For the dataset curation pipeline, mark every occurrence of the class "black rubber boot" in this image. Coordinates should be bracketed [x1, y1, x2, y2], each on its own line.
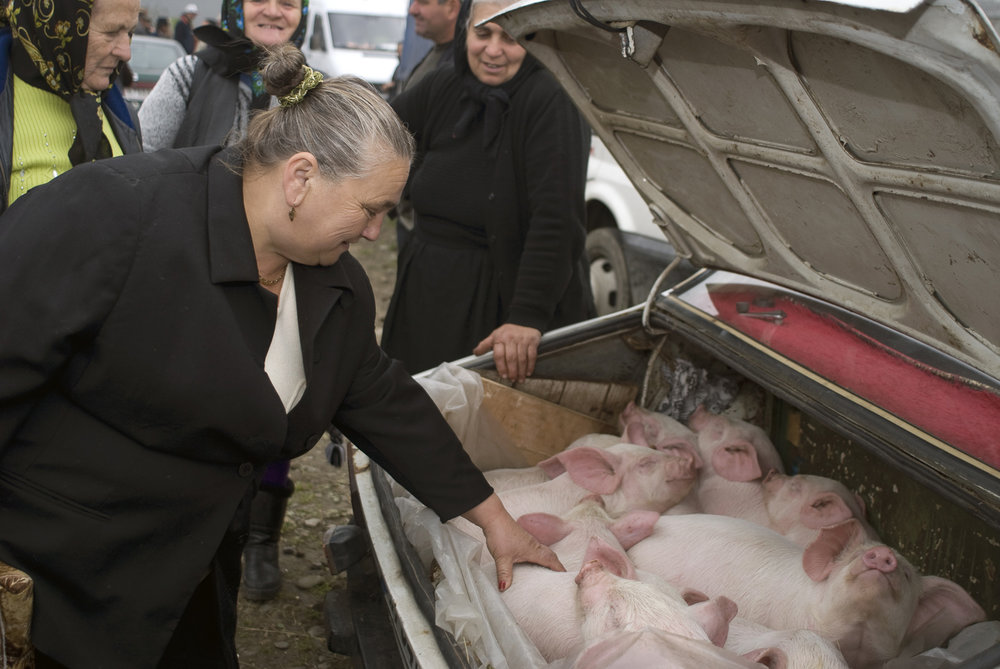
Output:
[242, 480, 293, 602]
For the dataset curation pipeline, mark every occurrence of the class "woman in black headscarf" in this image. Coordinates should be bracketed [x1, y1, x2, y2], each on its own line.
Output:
[0, 0, 142, 214]
[138, 0, 309, 150]
[382, 0, 595, 381]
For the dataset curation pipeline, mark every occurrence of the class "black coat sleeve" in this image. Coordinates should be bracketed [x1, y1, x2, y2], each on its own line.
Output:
[331, 260, 493, 521]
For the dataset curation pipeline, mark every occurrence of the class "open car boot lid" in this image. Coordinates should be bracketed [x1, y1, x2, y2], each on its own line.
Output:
[492, 0, 1000, 382]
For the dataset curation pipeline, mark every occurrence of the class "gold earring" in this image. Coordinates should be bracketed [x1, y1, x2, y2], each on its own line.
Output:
[288, 205, 296, 221]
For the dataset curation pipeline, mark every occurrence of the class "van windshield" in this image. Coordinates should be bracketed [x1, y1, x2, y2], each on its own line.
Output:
[327, 13, 405, 52]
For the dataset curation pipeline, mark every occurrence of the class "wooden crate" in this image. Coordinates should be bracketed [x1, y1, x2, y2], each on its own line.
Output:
[475, 376, 637, 466]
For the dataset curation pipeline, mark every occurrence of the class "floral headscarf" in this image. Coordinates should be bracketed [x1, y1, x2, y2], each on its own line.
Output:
[195, 0, 309, 98]
[6, 0, 94, 95]
[5, 0, 116, 164]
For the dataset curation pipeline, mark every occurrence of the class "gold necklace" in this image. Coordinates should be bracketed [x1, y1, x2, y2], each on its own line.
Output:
[258, 266, 287, 286]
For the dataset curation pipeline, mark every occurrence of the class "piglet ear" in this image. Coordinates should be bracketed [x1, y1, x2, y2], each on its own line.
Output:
[538, 453, 568, 477]
[743, 648, 788, 669]
[802, 519, 863, 581]
[617, 401, 636, 432]
[854, 492, 867, 518]
[710, 441, 763, 482]
[543, 447, 622, 495]
[609, 510, 660, 550]
[657, 438, 704, 470]
[516, 512, 569, 546]
[581, 535, 636, 580]
[681, 588, 709, 605]
[624, 422, 651, 447]
[799, 493, 853, 530]
[904, 576, 986, 651]
[687, 404, 710, 430]
[688, 596, 737, 647]
[539, 445, 597, 477]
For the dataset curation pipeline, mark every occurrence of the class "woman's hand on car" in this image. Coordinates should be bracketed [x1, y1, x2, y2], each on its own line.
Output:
[473, 324, 542, 383]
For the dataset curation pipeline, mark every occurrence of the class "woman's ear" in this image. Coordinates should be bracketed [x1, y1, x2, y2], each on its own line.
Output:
[283, 152, 320, 208]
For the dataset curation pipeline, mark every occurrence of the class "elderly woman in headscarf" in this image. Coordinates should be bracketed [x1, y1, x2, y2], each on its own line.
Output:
[0, 0, 142, 214]
[138, 0, 309, 151]
[381, 0, 595, 382]
[139, 0, 313, 604]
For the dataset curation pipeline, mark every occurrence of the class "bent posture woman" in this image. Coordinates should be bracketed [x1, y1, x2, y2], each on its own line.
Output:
[0, 44, 560, 669]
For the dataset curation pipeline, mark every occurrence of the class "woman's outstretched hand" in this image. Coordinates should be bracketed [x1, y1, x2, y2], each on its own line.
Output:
[461, 493, 565, 591]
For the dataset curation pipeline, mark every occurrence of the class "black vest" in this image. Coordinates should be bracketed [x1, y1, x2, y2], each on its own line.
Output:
[172, 48, 242, 149]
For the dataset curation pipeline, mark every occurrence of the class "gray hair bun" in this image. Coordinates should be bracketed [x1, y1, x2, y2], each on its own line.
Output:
[259, 43, 307, 100]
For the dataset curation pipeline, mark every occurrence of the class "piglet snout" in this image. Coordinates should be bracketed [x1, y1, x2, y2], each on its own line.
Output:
[863, 546, 897, 573]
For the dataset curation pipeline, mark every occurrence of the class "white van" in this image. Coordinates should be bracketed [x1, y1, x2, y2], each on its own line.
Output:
[302, 0, 406, 87]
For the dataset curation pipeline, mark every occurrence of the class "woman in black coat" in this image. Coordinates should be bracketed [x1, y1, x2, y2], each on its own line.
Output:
[0, 44, 560, 669]
[140, 0, 317, 605]
[382, 0, 595, 382]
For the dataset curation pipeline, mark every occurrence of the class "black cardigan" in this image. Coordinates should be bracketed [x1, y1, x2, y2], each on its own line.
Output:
[391, 63, 594, 332]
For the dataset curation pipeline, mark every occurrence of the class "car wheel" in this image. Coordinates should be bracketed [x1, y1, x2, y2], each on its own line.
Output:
[586, 227, 631, 316]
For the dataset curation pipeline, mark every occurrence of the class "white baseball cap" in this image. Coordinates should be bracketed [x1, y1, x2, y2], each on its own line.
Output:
[183, 3, 198, 14]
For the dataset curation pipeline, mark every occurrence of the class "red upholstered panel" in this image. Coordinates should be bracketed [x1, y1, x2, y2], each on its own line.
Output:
[708, 288, 1000, 470]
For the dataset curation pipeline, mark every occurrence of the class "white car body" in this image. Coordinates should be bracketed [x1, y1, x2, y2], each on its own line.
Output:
[302, 0, 405, 87]
[585, 135, 692, 314]
[586, 136, 662, 241]
[123, 35, 186, 109]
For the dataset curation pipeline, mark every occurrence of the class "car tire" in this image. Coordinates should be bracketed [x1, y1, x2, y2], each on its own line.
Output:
[586, 227, 631, 316]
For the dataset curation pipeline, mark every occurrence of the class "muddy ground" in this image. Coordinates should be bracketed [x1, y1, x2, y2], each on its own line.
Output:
[234, 219, 400, 669]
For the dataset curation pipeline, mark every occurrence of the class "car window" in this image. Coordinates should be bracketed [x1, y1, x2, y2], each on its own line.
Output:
[131, 39, 184, 75]
[327, 13, 404, 51]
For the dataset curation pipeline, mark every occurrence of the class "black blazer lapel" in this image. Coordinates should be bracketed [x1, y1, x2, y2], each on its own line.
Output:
[294, 261, 354, 385]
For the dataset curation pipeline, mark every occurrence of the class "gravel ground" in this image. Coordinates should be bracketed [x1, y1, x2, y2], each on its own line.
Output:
[235, 218, 399, 669]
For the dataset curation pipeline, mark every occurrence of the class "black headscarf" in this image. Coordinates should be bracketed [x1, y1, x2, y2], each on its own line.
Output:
[5, 0, 116, 165]
[193, 0, 309, 104]
[451, 0, 541, 156]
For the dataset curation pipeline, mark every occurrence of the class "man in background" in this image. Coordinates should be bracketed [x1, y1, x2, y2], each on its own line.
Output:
[174, 3, 198, 54]
[392, 0, 463, 249]
[399, 0, 461, 96]
[156, 16, 171, 37]
[135, 9, 154, 34]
